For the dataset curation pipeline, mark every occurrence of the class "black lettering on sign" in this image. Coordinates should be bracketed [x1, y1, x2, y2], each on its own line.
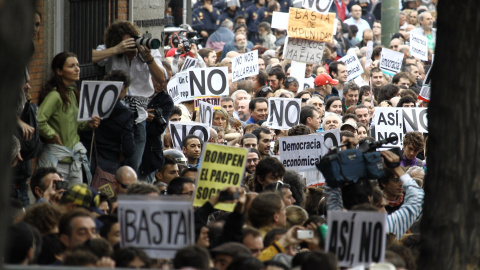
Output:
[207, 69, 227, 95]
[151, 211, 163, 244]
[190, 70, 206, 96]
[97, 84, 118, 116]
[303, 0, 334, 13]
[285, 101, 300, 126]
[189, 125, 209, 142]
[80, 84, 100, 118]
[324, 131, 339, 148]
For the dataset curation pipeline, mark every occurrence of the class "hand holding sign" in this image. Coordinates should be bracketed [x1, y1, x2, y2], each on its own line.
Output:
[88, 116, 101, 129]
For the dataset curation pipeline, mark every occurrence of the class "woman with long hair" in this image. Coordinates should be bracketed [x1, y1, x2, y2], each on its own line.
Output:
[37, 52, 100, 185]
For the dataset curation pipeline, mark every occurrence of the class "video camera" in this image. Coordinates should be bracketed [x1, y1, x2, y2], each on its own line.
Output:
[180, 31, 203, 52]
[315, 135, 399, 188]
[133, 31, 161, 49]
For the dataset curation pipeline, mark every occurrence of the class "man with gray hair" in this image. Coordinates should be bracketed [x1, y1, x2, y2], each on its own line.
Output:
[205, 20, 234, 52]
[322, 113, 342, 131]
[258, 21, 276, 49]
[410, 11, 436, 52]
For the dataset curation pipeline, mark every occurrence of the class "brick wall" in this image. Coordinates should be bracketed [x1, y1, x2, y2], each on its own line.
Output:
[28, 0, 45, 103]
[118, 0, 129, 20]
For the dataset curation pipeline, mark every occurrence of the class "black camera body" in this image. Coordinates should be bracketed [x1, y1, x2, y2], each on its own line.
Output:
[152, 107, 168, 132]
[315, 135, 398, 188]
[133, 32, 161, 49]
[181, 31, 202, 52]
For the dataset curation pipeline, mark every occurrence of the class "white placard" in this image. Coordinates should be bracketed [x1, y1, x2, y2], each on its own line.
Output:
[365, 41, 374, 68]
[302, 0, 334, 14]
[167, 71, 191, 104]
[409, 33, 428, 61]
[78, 81, 123, 121]
[271, 11, 289, 29]
[290, 61, 306, 92]
[418, 54, 433, 102]
[118, 195, 195, 259]
[283, 37, 325, 63]
[189, 67, 229, 97]
[170, 121, 211, 150]
[379, 48, 404, 76]
[180, 57, 199, 72]
[326, 211, 387, 268]
[339, 53, 364, 81]
[198, 100, 214, 127]
[279, 129, 340, 171]
[231, 50, 259, 82]
[371, 107, 428, 147]
[267, 98, 302, 130]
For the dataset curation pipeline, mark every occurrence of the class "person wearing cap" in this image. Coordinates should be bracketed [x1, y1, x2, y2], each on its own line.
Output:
[313, 73, 339, 101]
[58, 184, 106, 216]
[300, 105, 322, 134]
[211, 242, 253, 270]
[218, 0, 243, 27]
[357, 0, 376, 28]
[115, 166, 138, 196]
[340, 121, 358, 139]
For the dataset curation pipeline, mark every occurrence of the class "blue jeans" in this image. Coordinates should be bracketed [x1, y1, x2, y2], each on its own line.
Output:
[123, 121, 146, 173]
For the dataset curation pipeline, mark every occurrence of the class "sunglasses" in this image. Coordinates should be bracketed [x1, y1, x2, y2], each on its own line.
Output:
[116, 180, 129, 189]
[285, 77, 298, 83]
[302, 98, 309, 102]
[261, 86, 273, 93]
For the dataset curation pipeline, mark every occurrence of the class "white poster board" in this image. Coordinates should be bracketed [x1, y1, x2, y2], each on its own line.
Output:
[170, 121, 211, 150]
[379, 48, 404, 76]
[339, 53, 364, 81]
[231, 50, 259, 82]
[167, 71, 191, 104]
[267, 98, 302, 130]
[189, 67, 230, 97]
[302, 0, 334, 14]
[371, 107, 428, 147]
[326, 211, 387, 268]
[78, 81, 123, 121]
[290, 61, 306, 92]
[118, 195, 195, 259]
[198, 100, 214, 127]
[283, 37, 325, 64]
[365, 41, 374, 68]
[409, 33, 428, 61]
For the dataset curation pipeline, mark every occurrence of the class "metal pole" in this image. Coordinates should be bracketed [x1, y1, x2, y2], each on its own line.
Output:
[187, 0, 192, 25]
[183, 0, 187, 25]
[381, 0, 399, 48]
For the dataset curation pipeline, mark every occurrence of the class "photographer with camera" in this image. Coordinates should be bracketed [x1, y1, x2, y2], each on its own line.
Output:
[92, 21, 167, 174]
[322, 137, 424, 239]
[170, 34, 206, 75]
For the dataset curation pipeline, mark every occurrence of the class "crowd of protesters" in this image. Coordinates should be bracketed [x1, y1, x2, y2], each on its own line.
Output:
[7, 0, 437, 268]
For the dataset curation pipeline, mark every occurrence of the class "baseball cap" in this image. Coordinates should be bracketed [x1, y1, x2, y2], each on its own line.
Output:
[62, 184, 104, 215]
[341, 121, 358, 131]
[314, 73, 339, 87]
[210, 242, 252, 258]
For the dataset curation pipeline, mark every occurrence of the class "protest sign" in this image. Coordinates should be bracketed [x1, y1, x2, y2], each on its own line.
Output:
[198, 100, 214, 127]
[194, 96, 221, 111]
[302, 0, 334, 14]
[365, 41, 374, 68]
[290, 60, 306, 92]
[167, 71, 191, 104]
[180, 57, 198, 72]
[283, 37, 325, 63]
[189, 67, 229, 97]
[118, 195, 194, 259]
[418, 55, 433, 102]
[409, 33, 428, 61]
[78, 81, 123, 121]
[279, 130, 340, 172]
[371, 107, 428, 147]
[271, 11, 289, 29]
[326, 210, 387, 268]
[267, 98, 302, 130]
[231, 50, 259, 82]
[194, 144, 247, 212]
[379, 48, 403, 76]
[170, 122, 211, 150]
[287, 8, 336, 43]
[339, 53, 364, 81]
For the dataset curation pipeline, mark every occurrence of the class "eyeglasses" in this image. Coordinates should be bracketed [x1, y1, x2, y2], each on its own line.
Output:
[247, 158, 259, 163]
[261, 86, 273, 93]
